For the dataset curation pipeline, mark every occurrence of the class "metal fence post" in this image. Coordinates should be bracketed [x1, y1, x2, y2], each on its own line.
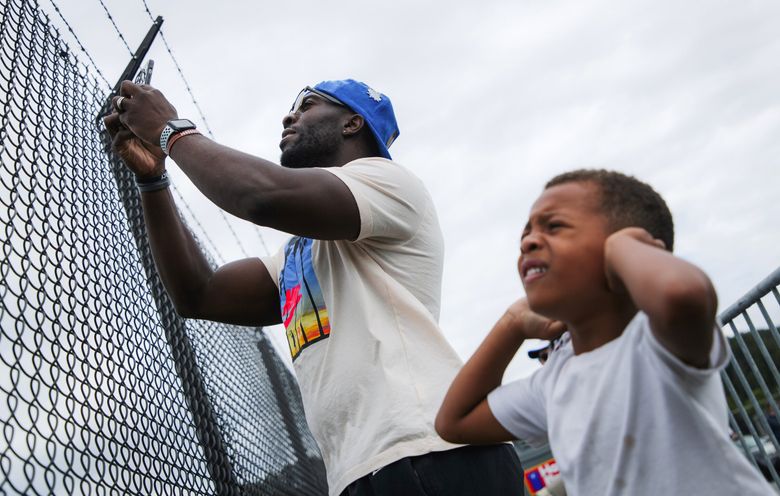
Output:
[98, 18, 238, 495]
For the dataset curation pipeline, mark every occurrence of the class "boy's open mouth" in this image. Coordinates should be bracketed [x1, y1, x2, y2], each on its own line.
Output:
[521, 260, 548, 282]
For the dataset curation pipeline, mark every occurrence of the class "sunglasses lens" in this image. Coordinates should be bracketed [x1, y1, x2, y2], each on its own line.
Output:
[290, 88, 311, 113]
[290, 87, 344, 114]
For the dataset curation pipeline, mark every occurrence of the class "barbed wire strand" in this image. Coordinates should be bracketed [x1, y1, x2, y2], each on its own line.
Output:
[255, 224, 272, 257]
[83, 0, 265, 259]
[140, 0, 271, 257]
[45, 0, 111, 88]
[170, 185, 227, 266]
[89, 0, 238, 262]
[138, 0, 214, 139]
[96, 0, 134, 55]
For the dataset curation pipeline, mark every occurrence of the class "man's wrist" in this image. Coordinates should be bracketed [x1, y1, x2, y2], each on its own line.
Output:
[159, 119, 197, 155]
[167, 129, 201, 155]
[135, 171, 170, 193]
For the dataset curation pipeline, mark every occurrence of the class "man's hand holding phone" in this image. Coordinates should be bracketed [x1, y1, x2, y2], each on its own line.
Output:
[104, 59, 168, 178]
[135, 59, 154, 85]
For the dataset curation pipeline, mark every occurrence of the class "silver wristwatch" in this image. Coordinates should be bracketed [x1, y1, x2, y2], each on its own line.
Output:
[160, 119, 196, 155]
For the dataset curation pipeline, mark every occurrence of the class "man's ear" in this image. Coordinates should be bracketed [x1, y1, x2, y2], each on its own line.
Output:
[342, 114, 365, 137]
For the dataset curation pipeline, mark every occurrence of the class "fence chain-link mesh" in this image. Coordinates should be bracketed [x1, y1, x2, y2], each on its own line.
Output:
[0, 0, 327, 494]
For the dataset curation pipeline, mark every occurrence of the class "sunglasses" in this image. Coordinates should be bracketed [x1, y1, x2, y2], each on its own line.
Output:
[290, 87, 345, 114]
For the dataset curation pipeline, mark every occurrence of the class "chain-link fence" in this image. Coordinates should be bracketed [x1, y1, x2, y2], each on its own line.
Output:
[0, 0, 326, 494]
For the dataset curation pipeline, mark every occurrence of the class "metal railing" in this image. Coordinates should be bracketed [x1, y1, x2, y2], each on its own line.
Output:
[721, 267, 780, 488]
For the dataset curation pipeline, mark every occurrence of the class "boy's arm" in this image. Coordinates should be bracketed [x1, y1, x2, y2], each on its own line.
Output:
[435, 299, 564, 444]
[604, 227, 718, 368]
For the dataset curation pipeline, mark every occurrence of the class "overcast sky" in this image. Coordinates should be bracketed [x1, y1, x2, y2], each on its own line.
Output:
[42, 0, 780, 380]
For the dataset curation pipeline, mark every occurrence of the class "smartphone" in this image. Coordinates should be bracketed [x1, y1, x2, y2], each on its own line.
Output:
[135, 59, 154, 85]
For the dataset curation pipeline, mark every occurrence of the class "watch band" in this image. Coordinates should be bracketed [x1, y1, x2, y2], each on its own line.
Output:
[135, 171, 171, 193]
[160, 119, 197, 155]
[159, 125, 176, 155]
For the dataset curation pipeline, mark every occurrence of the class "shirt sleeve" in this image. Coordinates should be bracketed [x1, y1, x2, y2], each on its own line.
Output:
[640, 313, 730, 380]
[322, 158, 430, 242]
[487, 368, 550, 446]
[260, 242, 287, 288]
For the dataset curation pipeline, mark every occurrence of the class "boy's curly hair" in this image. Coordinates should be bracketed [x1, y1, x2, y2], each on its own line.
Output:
[546, 169, 675, 251]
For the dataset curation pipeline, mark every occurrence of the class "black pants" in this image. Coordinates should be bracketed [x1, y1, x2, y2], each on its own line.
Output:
[340, 444, 524, 496]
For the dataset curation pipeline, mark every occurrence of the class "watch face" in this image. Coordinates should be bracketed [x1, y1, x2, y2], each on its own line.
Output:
[168, 119, 196, 131]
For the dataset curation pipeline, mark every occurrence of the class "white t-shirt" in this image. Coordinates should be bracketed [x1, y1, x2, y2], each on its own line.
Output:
[488, 313, 774, 496]
[261, 158, 462, 496]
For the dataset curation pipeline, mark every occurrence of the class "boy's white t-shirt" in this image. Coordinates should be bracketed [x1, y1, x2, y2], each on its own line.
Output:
[261, 158, 462, 496]
[488, 313, 774, 496]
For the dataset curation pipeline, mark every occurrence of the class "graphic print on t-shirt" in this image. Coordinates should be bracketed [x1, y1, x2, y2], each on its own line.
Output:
[279, 237, 330, 361]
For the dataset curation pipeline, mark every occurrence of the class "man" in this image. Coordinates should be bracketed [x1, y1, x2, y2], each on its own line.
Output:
[104, 79, 523, 496]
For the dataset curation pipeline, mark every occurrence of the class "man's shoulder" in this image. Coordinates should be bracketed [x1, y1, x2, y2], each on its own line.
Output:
[343, 156, 400, 168]
[337, 157, 418, 180]
[331, 157, 432, 211]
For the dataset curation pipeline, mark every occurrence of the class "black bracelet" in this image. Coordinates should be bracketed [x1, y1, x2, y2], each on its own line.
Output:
[135, 171, 170, 193]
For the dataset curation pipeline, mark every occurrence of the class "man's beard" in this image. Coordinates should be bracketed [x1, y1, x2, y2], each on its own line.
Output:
[280, 125, 341, 169]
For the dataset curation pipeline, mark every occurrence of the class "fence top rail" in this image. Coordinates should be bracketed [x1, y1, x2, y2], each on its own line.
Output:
[719, 266, 780, 324]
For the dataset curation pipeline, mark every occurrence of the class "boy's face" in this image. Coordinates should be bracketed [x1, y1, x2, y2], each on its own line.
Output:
[519, 181, 613, 322]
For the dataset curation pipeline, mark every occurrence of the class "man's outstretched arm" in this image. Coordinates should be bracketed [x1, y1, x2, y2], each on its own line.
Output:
[104, 111, 281, 326]
[114, 81, 360, 241]
[168, 136, 360, 240]
[141, 187, 281, 325]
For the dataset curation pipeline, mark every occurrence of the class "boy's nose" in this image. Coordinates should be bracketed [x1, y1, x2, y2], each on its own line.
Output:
[520, 233, 541, 254]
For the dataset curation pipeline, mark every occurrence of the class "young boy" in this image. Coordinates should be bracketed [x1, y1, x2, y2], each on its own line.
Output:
[435, 170, 774, 495]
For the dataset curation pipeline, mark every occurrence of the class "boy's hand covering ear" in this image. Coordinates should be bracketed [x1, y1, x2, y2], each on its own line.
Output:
[611, 227, 666, 250]
[504, 298, 566, 341]
[604, 227, 666, 294]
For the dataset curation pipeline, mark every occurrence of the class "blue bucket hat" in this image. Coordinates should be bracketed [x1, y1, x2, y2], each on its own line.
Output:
[312, 79, 399, 160]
